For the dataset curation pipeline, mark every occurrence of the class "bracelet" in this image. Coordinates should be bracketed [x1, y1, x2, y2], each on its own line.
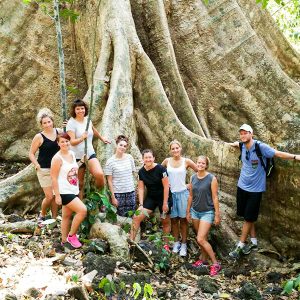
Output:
[139, 203, 143, 207]
[294, 155, 296, 160]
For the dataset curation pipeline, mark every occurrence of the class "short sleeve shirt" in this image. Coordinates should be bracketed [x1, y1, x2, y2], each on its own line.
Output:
[138, 164, 168, 197]
[104, 154, 136, 193]
[238, 140, 275, 192]
[66, 117, 95, 159]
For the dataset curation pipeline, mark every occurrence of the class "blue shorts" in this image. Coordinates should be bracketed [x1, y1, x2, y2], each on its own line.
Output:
[190, 208, 215, 224]
[170, 189, 189, 218]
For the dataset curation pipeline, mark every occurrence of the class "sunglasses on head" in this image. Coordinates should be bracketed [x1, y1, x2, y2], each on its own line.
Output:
[245, 150, 250, 161]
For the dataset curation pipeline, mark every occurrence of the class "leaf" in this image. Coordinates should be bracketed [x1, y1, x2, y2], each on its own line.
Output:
[122, 223, 131, 233]
[142, 209, 149, 218]
[99, 278, 110, 289]
[132, 282, 142, 299]
[294, 274, 300, 288]
[144, 283, 153, 296]
[104, 282, 112, 296]
[283, 280, 294, 294]
[127, 210, 134, 217]
[106, 210, 117, 223]
[219, 293, 231, 298]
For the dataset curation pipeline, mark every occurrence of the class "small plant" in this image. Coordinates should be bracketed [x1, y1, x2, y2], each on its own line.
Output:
[132, 282, 154, 300]
[71, 274, 79, 283]
[282, 274, 300, 295]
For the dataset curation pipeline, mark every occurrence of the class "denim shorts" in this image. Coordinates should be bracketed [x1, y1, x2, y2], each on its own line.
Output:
[190, 208, 215, 224]
[170, 189, 189, 218]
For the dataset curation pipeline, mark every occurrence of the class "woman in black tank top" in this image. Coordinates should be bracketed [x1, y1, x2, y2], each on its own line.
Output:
[29, 108, 62, 227]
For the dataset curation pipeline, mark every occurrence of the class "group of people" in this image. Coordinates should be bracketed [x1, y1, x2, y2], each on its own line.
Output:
[29, 99, 300, 277]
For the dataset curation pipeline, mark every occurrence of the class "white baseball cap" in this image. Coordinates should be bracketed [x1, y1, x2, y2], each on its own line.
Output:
[239, 124, 253, 133]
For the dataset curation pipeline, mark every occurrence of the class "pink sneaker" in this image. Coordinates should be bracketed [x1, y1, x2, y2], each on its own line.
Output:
[210, 263, 221, 276]
[192, 259, 209, 267]
[67, 234, 82, 248]
[163, 244, 170, 252]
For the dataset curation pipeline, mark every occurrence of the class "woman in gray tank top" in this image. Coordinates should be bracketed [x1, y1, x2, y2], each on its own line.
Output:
[186, 156, 221, 276]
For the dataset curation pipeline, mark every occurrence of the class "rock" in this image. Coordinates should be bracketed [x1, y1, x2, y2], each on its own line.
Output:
[263, 285, 283, 296]
[197, 277, 219, 294]
[68, 285, 89, 300]
[236, 282, 262, 300]
[62, 257, 82, 267]
[266, 271, 283, 283]
[116, 271, 151, 285]
[223, 265, 250, 278]
[132, 240, 162, 263]
[82, 253, 117, 278]
[26, 287, 41, 298]
[7, 214, 25, 223]
[83, 239, 109, 255]
[4, 294, 17, 300]
[185, 263, 209, 276]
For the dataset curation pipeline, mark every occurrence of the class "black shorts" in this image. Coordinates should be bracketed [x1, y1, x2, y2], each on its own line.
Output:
[143, 193, 173, 214]
[236, 187, 262, 222]
[61, 194, 79, 206]
[76, 153, 97, 168]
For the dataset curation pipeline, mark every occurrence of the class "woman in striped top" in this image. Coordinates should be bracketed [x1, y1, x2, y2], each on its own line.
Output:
[105, 135, 136, 216]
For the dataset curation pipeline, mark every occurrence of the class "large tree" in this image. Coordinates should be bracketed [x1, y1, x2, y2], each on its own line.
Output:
[0, 0, 299, 257]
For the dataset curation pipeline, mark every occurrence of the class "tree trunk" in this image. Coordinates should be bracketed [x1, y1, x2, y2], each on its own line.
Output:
[0, 0, 299, 258]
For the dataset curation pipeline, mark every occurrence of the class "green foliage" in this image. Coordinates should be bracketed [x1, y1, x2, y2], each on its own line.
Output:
[98, 278, 116, 297]
[71, 274, 79, 283]
[80, 187, 118, 237]
[132, 282, 154, 300]
[22, 0, 79, 22]
[282, 274, 300, 295]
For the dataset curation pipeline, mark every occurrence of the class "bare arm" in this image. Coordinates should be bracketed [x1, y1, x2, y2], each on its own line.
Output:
[138, 180, 145, 206]
[186, 177, 193, 222]
[67, 130, 87, 146]
[227, 141, 239, 147]
[50, 156, 62, 205]
[162, 176, 170, 213]
[28, 134, 42, 170]
[92, 126, 111, 144]
[186, 158, 198, 172]
[211, 176, 220, 225]
[274, 150, 300, 161]
[161, 158, 168, 168]
[107, 175, 118, 207]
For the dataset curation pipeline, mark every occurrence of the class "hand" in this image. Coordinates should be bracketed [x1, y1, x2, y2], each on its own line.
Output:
[214, 214, 221, 226]
[111, 197, 118, 207]
[162, 203, 169, 213]
[186, 212, 191, 223]
[295, 155, 300, 161]
[186, 183, 191, 190]
[55, 195, 62, 206]
[62, 120, 68, 128]
[80, 154, 86, 163]
[101, 136, 111, 144]
[81, 131, 88, 141]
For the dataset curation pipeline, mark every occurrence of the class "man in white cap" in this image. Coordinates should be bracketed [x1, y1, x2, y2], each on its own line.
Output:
[228, 124, 299, 259]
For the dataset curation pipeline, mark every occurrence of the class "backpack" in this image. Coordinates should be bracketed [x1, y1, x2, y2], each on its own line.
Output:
[239, 141, 275, 178]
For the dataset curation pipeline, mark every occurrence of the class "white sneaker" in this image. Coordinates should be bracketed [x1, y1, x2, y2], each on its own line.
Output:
[172, 241, 181, 253]
[179, 243, 187, 257]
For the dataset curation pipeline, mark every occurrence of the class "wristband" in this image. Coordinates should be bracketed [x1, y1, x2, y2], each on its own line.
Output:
[294, 155, 296, 160]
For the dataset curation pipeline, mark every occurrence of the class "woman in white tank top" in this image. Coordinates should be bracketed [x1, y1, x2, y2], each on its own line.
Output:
[51, 133, 87, 249]
[162, 140, 198, 256]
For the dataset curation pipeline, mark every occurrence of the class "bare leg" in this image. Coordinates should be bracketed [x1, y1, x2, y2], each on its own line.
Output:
[66, 197, 87, 236]
[196, 220, 217, 264]
[171, 218, 179, 241]
[250, 223, 256, 238]
[61, 206, 72, 242]
[88, 158, 105, 189]
[130, 207, 151, 241]
[77, 166, 86, 200]
[41, 186, 58, 218]
[180, 217, 188, 243]
[192, 218, 208, 261]
[161, 215, 171, 242]
[240, 221, 254, 242]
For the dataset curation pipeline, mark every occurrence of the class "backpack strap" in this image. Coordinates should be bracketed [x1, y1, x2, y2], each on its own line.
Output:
[238, 142, 243, 161]
[255, 141, 267, 173]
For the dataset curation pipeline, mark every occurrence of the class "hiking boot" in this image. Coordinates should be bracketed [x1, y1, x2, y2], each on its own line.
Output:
[179, 243, 187, 257]
[67, 234, 82, 248]
[163, 244, 170, 252]
[172, 241, 181, 253]
[242, 243, 258, 255]
[210, 263, 221, 276]
[37, 215, 45, 228]
[229, 246, 243, 259]
[192, 259, 209, 268]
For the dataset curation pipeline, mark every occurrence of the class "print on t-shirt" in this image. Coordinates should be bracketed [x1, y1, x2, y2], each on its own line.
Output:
[67, 167, 78, 186]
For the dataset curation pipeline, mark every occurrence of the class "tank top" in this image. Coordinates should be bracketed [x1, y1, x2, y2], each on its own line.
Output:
[191, 173, 214, 212]
[37, 129, 60, 168]
[57, 151, 79, 195]
[167, 158, 187, 193]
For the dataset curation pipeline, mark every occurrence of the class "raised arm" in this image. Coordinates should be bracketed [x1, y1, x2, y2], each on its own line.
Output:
[274, 150, 300, 161]
[29, 134, 43, 170]
[211, 176, 220, 225]
[227, 141, 239, 147]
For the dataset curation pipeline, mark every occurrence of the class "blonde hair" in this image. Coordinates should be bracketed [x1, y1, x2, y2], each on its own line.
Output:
[36, 108, 54, 124]
[169, 139, 182, 150]
[197, 155, 210, 169]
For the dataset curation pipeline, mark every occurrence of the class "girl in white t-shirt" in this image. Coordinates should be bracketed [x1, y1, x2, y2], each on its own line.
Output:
[66, 99, 110, 199]
[104, 135, 136, 216]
